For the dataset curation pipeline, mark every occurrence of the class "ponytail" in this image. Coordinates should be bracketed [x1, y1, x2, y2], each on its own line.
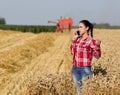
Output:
[90, 23, 93, 37]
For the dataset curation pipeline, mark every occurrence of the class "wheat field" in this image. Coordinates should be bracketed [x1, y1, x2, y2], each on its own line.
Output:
[0, 29, 120, 95]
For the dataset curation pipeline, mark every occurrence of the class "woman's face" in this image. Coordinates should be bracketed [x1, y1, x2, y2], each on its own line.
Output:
[78, 22, 88, 36]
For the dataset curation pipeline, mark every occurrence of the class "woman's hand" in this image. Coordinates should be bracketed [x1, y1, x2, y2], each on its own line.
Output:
[72, 31, 79, 40]
[95, 39, 101, 50]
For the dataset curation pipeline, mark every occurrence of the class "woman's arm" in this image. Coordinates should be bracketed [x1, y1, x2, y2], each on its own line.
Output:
[91, 39, 101, 59]
[70, 31, 80, 55]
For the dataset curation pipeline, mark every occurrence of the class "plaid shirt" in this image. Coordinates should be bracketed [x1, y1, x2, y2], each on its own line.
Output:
[70, 36, 101, 67]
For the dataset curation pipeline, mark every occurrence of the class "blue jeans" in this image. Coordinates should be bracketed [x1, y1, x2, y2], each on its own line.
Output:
[72, 65, 91, 95]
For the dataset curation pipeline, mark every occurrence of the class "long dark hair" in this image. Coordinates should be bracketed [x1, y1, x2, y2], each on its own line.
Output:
[79, 20, 94, 37]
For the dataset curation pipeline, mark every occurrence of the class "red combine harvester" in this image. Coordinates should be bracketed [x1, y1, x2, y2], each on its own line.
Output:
[48, 17, 73, 32]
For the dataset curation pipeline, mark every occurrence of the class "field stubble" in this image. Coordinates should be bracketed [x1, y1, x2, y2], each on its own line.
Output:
[0, 29, 120, 95]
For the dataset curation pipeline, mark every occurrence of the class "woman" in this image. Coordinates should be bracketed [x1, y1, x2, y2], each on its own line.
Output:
[70, 20, 101, 95]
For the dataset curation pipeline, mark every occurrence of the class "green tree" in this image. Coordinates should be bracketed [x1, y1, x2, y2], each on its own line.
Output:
[0, 17, 6, 24]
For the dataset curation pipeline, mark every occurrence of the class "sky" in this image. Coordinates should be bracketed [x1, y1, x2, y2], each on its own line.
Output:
[0, 0, 120, 26]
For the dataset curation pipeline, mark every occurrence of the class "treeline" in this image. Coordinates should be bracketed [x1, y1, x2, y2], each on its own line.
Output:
[0, 24, 56, 33]
[93, 23, 120, 29]
[73, 23, 120, 29]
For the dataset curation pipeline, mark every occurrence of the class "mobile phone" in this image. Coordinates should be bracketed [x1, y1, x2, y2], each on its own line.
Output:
[76, 30, 80, 36]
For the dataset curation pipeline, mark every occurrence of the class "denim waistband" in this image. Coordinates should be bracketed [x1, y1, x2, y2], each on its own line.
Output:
[73, 65, 91, 68]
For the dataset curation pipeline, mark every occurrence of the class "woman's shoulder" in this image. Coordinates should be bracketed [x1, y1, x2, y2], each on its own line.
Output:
[87, 36, 96, 44]
[87, 36, 95, 41]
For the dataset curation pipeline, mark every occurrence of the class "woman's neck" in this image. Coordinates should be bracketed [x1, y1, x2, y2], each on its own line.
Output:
[81, 33, 89, 40]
